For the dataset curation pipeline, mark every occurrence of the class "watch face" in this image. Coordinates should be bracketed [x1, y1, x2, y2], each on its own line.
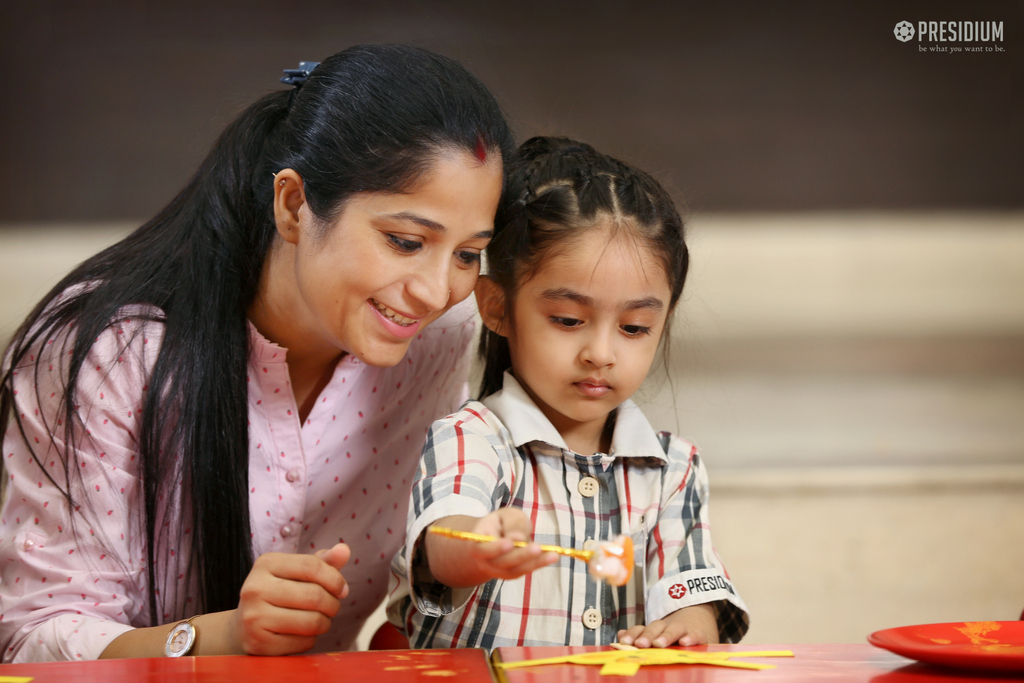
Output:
[165, 621, 196, 657]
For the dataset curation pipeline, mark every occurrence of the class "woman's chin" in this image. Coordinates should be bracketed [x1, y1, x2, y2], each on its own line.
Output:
[351, 338, 416, 368]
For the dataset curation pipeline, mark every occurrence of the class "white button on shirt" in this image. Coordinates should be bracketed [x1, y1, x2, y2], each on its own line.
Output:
[578, 476, 599, 497]
[582, 608, 603, 629]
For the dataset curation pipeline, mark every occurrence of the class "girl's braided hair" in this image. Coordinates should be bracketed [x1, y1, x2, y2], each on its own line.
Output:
[478, 136, 689, 398]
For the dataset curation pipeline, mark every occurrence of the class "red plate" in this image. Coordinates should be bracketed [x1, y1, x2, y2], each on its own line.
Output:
[868, 621, 1024, 672]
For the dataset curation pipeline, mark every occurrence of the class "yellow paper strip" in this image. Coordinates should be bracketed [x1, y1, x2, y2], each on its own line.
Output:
[495, 648, 794, 676]
[600, 662, 642, 676]
[0, 677, 35, 683]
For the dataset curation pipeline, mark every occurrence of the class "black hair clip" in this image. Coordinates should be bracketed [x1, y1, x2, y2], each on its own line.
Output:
[280, 61, 320, 87]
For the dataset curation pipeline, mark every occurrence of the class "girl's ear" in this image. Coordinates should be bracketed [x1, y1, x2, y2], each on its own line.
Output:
[475, 276, 508, 336]
[272, 168, 308, 245]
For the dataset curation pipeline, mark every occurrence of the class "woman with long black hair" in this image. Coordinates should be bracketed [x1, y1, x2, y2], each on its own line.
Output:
[0, 44, 513, 661]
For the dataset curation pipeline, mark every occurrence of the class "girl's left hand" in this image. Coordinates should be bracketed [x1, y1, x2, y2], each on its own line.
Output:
[616, 602, 719, 648]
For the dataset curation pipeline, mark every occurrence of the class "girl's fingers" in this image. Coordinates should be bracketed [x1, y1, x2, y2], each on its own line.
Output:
[471, 538, 515, 560]
[650, 621, 690, 648]
[487, 544, 543, 569]
[679, 630, 710, 646]
[494, 551, 558, 578]
[632, 621, 669, 648]
[617, 624, 648, 646]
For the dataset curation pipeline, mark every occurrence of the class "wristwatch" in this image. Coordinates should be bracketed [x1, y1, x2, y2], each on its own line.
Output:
[165, 616, 198, 657]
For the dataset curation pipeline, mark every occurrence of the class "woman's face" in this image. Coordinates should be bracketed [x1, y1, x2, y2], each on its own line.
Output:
[262, 149, 503, 367]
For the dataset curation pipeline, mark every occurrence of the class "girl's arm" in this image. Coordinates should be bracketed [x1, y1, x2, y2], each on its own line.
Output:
[628, 435, 750, 647]
[423, 511, 556, 588]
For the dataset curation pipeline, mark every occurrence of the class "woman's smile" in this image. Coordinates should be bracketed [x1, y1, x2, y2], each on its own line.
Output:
[368, 298, 422, 339]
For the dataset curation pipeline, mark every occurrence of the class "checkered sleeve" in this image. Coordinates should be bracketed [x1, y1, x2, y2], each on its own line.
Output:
[644, 433, 750, 643]
[388, 403, 516, 624]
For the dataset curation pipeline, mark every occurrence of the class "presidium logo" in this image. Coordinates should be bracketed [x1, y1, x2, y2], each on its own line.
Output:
[894, 21, 915, 42]
[894, 20, 1005, 51]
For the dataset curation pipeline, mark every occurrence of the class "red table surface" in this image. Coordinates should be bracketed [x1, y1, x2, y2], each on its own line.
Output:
[0, 648, 493, 682]
[492, 643, 1018, 682]
[1, 644, 1018, 682]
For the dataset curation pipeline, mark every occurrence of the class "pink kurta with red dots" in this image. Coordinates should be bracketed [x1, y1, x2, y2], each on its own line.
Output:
[0, 301, 474, 663]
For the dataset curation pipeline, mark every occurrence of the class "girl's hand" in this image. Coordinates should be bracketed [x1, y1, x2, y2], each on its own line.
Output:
[466, 509, 558, 580]
[425, 511, 558, 588]
[616, 602, 719, 648]
[233, 543, 351, 655]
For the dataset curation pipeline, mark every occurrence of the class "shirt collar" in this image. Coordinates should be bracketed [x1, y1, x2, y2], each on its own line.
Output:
[248, 321, 289, 364]
[481, 372, 667, 462]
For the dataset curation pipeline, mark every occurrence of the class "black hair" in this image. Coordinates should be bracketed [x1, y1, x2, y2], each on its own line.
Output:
[0, 44, 514, 624]
[478, 136, 688, 399]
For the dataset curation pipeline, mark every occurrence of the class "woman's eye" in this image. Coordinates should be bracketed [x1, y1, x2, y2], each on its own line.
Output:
[455, 250, 481, 267]
[387, 234, 422, 253]
[622, 325, 652, 337]
[551, 316, 583, 329]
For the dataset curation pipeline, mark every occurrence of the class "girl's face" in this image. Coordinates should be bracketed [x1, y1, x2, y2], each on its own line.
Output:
[261, 150, 503, 367]
[497, 226, 672, 453]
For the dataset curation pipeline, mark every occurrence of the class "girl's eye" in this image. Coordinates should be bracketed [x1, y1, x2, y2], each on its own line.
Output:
[551, 316, 583, 329]
[622, 324, 652, 337]
[455, 250, 481, 267]
[387, 234, 422, 253]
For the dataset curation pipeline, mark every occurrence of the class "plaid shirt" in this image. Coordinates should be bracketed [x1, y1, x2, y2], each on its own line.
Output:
[387, 373, 748, 649]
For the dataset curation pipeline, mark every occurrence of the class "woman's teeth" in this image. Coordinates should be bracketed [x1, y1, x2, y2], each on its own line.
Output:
[372, 299, 416, 326]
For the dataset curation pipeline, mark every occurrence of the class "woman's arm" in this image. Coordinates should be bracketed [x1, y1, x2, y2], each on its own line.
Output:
[100, 544, 350, 658]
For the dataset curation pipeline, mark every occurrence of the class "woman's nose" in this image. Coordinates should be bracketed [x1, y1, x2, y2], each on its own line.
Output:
[407, 258, 451, 312]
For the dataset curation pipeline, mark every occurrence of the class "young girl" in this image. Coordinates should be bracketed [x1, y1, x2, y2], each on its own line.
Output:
[388, 137, 749, 649]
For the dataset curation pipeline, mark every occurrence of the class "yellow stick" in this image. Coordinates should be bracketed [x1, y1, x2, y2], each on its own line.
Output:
[428, 525, 594, 562]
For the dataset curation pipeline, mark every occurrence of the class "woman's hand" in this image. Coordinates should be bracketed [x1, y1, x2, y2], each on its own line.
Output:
[233, 543, 351, 655]
[616, 602, 719, 648]
[425, 511, 557, 588]
[100, 544, 351, 658]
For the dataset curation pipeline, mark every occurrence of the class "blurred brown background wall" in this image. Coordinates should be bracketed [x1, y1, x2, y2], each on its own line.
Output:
[0, 0, 1021, 222]
[1, 0, 1022, 646]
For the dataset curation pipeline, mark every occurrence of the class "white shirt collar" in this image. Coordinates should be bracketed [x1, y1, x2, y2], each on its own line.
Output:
[481, 372, 667, 461]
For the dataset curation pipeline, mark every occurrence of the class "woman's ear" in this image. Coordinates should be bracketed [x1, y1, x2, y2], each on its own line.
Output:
[272, 168, 307, 245]
[475, 276, 508, 336]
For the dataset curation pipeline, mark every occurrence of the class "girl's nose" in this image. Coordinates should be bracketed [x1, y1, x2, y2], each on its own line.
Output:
[580, 329, 615, 368]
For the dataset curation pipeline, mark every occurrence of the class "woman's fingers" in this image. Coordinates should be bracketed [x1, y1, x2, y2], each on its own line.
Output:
[235, 550, 351, 655]
[237, 602, 331, 655]
[255, 551, 348, 599]
[248, 575, 342, 617]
